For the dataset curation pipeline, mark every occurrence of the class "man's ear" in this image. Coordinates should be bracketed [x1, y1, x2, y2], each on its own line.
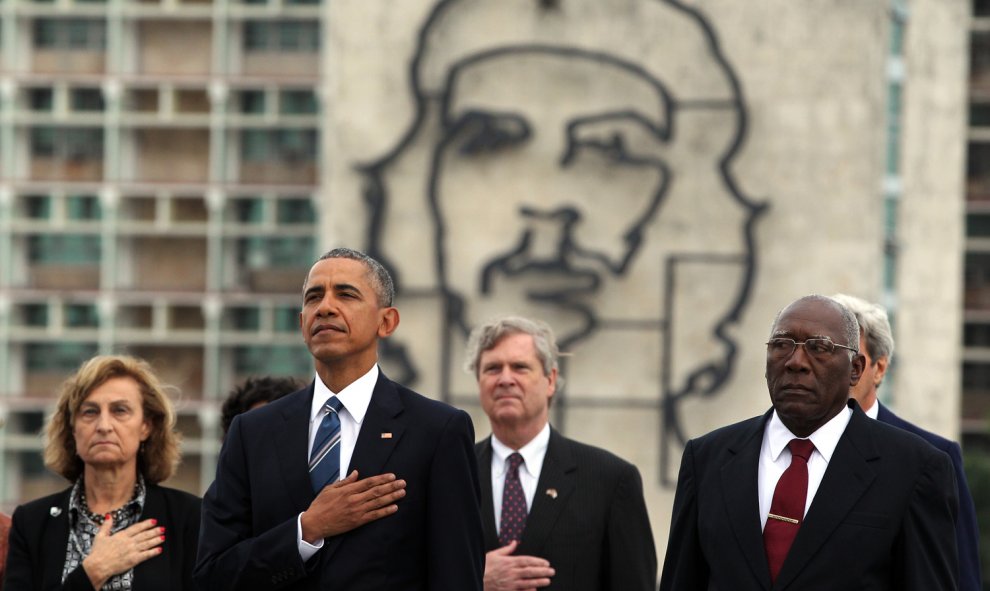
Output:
[378, 307, 400, 338]
[873, 355, 889, 386]
[849, 353, 866, 386]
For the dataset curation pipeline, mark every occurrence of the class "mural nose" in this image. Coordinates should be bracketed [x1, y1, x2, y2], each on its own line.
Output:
[518, 206, 580, 262]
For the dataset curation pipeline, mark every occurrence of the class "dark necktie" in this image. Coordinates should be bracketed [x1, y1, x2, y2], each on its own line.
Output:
[498, 452, 528, 546]
[309, 396, 343, 493]
[764, 438, 815, 583]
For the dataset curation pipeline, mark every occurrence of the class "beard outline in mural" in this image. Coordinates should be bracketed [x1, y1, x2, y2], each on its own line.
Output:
[359, 0, 767, 484]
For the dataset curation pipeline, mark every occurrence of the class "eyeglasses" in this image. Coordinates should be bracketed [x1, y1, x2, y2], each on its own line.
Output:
[766, 337, 858, 359]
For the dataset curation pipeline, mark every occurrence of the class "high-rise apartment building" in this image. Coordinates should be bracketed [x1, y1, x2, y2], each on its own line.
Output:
[0, 0, 322, 504]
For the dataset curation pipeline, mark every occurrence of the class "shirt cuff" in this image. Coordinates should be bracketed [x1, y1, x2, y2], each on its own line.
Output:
[297, 512, 323, 561]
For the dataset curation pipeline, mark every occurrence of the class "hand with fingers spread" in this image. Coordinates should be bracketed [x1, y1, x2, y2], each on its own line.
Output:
[484, 541, 554, 591]
[82, 514, 166, 589]
[300, 470, 407, 543]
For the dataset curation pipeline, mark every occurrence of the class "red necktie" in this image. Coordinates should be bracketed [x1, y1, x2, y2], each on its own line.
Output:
[764, 438, 815, 583]
[498, 453, 528, 546]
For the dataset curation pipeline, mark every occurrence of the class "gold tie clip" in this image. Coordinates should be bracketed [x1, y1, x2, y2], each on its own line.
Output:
[768, 513, 799, 524]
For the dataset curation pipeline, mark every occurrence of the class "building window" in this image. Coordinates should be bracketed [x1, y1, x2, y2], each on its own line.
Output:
[23, 195, 51, 219]
[25, 342, 98, 371]
[27, 88, 54, 112]
[228, 197, 265, 223]
[28, 235, 101, 265]
[234, 345, 311, 376]
[243, 21, 319, 52]
[31, 127, 104, 162]
[239, 236, 314, 268]
[223, 306, 261, 331]
[65, 303, 99, 328]
[33, 19, 106, 50]
[276, 197, 314, 224]
[239, 90, 266, 114]
[71, 87, 105, 112]
[20, 304, 49, 327]
[67, 195, 102, 220]
[280, 90, 317, 115]
[241, 129, 317, 164]
[274, 306, 298, 332]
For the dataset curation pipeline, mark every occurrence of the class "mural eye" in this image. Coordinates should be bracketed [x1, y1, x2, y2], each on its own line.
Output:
[451, 111, 531, 156]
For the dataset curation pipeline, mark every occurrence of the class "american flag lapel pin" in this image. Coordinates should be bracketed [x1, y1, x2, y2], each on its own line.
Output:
[381, 432, 393, 439]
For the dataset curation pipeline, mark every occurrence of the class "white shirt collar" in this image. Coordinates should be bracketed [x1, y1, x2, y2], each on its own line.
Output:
[767, 404, 852, 464]
[310, 365, 379, 425]
[863, 398, 879, 419]
[491, 422, 551, 479]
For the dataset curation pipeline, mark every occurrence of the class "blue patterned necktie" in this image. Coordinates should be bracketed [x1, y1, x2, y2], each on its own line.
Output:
[498, 452, 528, 546]
[309, 396, 344, 493]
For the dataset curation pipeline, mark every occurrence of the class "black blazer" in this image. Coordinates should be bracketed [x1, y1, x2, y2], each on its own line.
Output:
[659, 401, 959, 591]
[476, 428, 657, 591]
[877, 403, 983, 591]
[3, 484, 201, 591]
[194, 373, 485, 591]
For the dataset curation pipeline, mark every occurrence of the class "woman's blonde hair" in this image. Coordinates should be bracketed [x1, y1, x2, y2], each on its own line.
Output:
[44, 355, 181, 483]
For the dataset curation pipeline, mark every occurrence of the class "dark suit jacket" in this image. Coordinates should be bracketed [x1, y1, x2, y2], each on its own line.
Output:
[3, 484, 201, 591]
[878, 403, 983, 591]
[194, 373, 485, 591]
[476, 428, 657, 591]
[659, 402, 959, 591]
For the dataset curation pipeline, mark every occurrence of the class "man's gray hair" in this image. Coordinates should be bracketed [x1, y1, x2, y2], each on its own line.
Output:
[464, 316, 563, 388]
[308, 247, 395, 308]
[830, 293, 894, 361]
[771, 295, 861, 356]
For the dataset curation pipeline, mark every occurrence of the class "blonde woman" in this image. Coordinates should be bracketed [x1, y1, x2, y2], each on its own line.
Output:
[4, 355, 200, 590]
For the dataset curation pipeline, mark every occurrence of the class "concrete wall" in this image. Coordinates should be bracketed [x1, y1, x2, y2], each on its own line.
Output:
[322, 0, 968, 568]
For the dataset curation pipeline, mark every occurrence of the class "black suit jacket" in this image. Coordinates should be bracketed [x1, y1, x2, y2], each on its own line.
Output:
[3, 484, 201, 591]
[195, 373, 485, 591]
[659, 402, 959, 591]
[877, 403, 982, 591]
[477, 428, 657, 591]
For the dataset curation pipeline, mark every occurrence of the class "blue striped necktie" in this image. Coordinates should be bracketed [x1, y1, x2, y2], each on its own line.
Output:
[309, 396, 344, 493]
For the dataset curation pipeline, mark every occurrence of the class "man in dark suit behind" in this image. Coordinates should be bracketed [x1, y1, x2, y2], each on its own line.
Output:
[832, 292, 982, 590]
[195, 247, 485, 590]
[659, 294, 959, 590]
[466, 316, 657, 591]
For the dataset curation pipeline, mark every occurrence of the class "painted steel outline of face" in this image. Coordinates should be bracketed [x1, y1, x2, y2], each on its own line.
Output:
[359, 0, 767, 484]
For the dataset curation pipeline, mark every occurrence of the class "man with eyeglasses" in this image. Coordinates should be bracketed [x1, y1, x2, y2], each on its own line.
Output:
[659, 294, 958, 591]
[831, 293, 982, 591]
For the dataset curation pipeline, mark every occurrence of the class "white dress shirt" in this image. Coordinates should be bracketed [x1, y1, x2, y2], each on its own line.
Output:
[758, 406, 852, 530]
[490, 423, 550, 535]
[297, 365, 380, 559]
[863, 398, 880, 419]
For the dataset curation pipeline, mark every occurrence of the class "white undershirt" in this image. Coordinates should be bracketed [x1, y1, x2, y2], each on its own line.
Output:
[758, 406, 852, 530]
[490, 423, 550, 534]
[297, 365, 379, 560]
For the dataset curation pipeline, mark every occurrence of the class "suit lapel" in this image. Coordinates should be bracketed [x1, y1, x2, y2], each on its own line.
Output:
[720, 412, 773, 590]
[518, 429, 576, 557]
[273, 384, 319, 513]
[476, 438, 500, 551]
[135, 486, 169, 589]
[347, 372, 405, 476]
[774, 406, 878, 590]
[40, 490, 71, 590]
[322, 372, 405, 562]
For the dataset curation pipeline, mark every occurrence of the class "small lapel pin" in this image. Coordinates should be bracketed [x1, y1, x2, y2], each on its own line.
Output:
[381, 432, 393, 439]
[50, 507, 62, 517]
[545, 488, 558, 499]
